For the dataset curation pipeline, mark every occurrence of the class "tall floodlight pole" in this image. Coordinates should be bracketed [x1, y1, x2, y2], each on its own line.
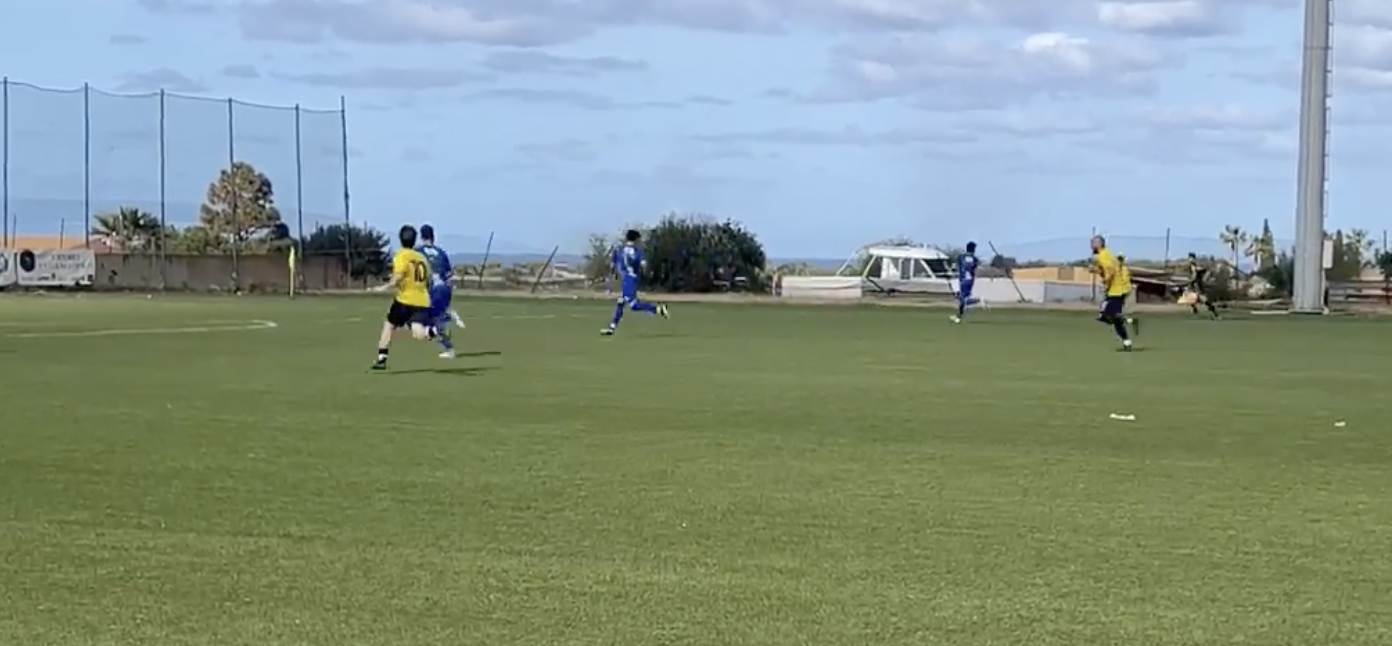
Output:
[1292, 0, 1332, 313]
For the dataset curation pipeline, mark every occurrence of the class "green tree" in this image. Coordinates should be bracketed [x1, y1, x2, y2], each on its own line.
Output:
[91, 207, 169, 252]
[1346, 228, 1374, 269]
[171, 225, 221, 254]
[1329, 230, 1365, 281]
[1376, 250, 1392, 301]
[1256, 251, 1295, 298]
[641, 213, 768, 293]
[1246, 219, 1277, 271]
[582, 233, 618, 285]
[198, 161, 284, 251]
[300, 223, 390, 280]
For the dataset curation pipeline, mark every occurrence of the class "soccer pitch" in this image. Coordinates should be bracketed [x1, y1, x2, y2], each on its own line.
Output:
[2, 296, 1390, 645]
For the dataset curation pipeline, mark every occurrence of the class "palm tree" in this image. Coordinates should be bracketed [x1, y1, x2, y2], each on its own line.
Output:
[1219, 225, 1247, 271]
[91, 207, 164, 252]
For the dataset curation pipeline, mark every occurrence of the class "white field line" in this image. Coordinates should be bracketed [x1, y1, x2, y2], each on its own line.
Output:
[6, 312, 590, 337]
[7, 320, 278, 338]
[343, 313, 588, 323]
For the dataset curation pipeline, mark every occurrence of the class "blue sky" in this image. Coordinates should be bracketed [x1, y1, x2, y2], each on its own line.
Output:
[3, 0, 1392, 260]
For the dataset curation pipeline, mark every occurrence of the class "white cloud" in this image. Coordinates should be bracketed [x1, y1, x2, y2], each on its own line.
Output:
[235, 0, 588, 46]
[693, 125, 975, 146]
[151, 0, 1254, 45]
[1335, 24, 1392, 91]
[955, 111, 1100, 137]
[818, 31, 1166, 109]
[1342, 0, 1392, 31]
[1137, 104, 1286, 131]
[1097, 1, 1225, 36]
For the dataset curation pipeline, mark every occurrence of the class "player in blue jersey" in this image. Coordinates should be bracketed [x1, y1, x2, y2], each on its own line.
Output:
[950, 241, 981, 323]
[601, 229, 669, 335]
[418, 225, 465, 358]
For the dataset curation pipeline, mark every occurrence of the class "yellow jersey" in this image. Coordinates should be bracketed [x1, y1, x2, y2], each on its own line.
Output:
[1094, 248, 1131, 297]
[391, 248, 432, 307]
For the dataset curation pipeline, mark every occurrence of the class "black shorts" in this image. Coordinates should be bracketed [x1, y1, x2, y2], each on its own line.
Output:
[386, 300, 431, 328]
[1188, 280, 1206, 295]
[1100, 295, 1126, 318]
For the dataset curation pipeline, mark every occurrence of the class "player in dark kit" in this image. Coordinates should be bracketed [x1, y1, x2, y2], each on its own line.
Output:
[1184, 253, 1221, 319]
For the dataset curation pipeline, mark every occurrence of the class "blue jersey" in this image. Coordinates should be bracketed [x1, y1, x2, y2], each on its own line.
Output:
[619, 244, 644, 278]
[610, 245, 624, 276]
[418, 243, 452, 287]
[618, 244, 644, 299]
[957, 252, 978, 284]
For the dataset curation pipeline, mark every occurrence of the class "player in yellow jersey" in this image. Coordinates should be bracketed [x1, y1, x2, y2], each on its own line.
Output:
[371, 225, 434, 370]
[1090, 236, 1138, 351]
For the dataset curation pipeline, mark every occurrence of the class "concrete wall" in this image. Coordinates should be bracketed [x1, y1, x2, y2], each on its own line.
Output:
[775, 276, 1099, 304]
[970, 278, 1095, 303]
[777, 276, 863, 299]
[93, 254, 351, 291]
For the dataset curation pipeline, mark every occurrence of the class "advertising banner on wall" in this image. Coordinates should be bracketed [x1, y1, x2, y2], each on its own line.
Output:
[0, 250, 14, 287]
[13, 248, 96, 286]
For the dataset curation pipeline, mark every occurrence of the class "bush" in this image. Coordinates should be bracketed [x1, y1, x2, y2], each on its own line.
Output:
[1256, 253, 1295, 299]
[590, 214, 769, 293]
[1203, 263, 1243, 302]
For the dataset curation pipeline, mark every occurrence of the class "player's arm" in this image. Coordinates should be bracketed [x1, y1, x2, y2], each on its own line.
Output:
[1099, 259, 1117, 289]
[376, 254, 407, 291]
[439, 253, 454, 281]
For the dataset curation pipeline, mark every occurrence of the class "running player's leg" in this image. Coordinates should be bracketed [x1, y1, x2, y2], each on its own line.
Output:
[1099, 296, 1132, 350]
[428, 285, 455, 356]
[628, 290, 666, 317]
[375, 301, 410, 369]
[1108, 296, 1130, 348]
[1197, 288, 1220, 318]
[952, 281, 975, 323]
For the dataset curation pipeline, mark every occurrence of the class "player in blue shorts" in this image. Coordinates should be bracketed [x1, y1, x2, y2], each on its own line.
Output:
[601, 229, 669, 335]
[418, 225, 465, 358]
[950, 241, 981, 323]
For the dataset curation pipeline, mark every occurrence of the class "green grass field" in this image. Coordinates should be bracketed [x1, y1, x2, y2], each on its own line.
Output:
[2, 296, 1391, 645]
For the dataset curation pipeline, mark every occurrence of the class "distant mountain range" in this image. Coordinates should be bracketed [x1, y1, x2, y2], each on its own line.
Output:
[6, 196, 1313, 268]
[444, 234, 1301, 273]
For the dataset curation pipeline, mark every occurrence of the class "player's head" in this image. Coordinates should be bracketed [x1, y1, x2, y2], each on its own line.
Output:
[1090, 235, 1105, 253]
[1187, 252, 1197, 260]
[419, 224, 435, 244]
[398, 225, 418, 250]
[1117, 254, 1126, 264]
[625, 229, 641, 243]
[965, 241, 977, 253]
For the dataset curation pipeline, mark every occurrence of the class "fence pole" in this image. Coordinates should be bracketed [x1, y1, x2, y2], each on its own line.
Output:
[2, 77, 8, 248]
[530, 245, 560, 293]
[83, 83, 91, 249]
[227, 97, 238, 291]
[1163, 227, 1171, 268]
[1090, 226, 1097, 301]
[478, 231, 494, 288]
[339, 96, 352, 284]
[294, 104, 304, 250]
[158, 90, 167, 288]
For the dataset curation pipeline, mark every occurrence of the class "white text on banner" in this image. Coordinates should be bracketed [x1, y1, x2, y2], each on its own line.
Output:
[0, 250, 15, 287]
[14, 249, 96, 286]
